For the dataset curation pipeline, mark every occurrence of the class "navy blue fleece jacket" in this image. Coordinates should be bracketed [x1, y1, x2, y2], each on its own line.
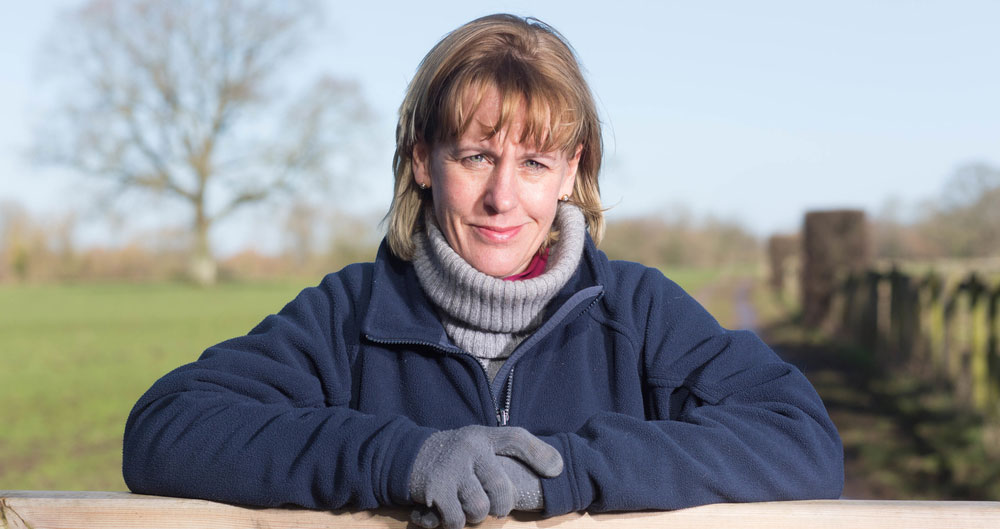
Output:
[122, 237, 843, 515]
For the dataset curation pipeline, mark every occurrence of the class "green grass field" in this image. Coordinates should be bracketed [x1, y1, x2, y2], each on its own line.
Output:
[0, 279, 315, 490]
[0, 271, 735, 491]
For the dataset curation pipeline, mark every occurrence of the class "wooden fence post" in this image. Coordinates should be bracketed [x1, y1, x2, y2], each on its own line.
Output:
[889, 268, 919, 364]
[801, 210, 870, 327]
[861, 271, 881, 353]
[967, 274, 990, 410]
[919, 273, 945, 375]
[840, 272, 862, 341]
[942, 284, 960, 384]
[989, 286, 1000, 409]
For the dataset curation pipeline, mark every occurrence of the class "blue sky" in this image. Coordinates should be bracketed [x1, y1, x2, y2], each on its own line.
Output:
[2, 1, 999, 254]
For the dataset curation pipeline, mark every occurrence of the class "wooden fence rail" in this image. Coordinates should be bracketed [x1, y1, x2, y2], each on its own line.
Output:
[832, 269, 1000, 411]
[2, 491, 1000, 529]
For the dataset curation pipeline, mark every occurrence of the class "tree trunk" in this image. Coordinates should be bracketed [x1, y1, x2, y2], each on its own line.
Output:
[189, 210, 217, 286]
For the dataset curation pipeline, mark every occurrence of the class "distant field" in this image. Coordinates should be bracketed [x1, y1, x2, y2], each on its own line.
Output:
[660, 265, 756, 296]
[0, 270, 740, 491]
[0, 280, 315, 490]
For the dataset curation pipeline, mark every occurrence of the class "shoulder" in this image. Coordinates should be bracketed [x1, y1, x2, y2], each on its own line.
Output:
[585, 245, 722, 344]
[263, 259, 379, 334]
[316, 260, 376, 299]
[583, 237, 687, 296]
[604, 258, 684, 295]
[588, 245, 702, 318]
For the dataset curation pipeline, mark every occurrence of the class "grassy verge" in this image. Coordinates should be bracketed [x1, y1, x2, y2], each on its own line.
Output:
[660, 264, 758, 296]
[672, 265, 762, 330]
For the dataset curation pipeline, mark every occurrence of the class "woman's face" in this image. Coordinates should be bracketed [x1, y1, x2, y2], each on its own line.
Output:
[413, 93, 580, 277]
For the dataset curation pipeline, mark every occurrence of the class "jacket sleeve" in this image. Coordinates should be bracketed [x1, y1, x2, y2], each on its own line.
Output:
[538, 268, 844, 515]
[122, 271, 436, 510]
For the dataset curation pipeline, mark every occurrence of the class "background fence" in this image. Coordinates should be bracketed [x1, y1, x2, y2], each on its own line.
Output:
[833, 269, 1000, 412]
[769, 209, 1000, 415]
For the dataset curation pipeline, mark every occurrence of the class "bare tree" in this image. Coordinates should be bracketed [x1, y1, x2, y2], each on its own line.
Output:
[283, 199, 320, 268]
[37, 0, 372, 284]
[918, 163, 1000, 258]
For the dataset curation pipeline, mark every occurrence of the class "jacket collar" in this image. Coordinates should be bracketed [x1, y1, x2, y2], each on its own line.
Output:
[360, 235, 608, 349]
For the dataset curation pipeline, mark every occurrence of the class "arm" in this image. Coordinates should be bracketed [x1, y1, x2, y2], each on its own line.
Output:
[122, 270, 435, 510]
[538, 269, 843, 515]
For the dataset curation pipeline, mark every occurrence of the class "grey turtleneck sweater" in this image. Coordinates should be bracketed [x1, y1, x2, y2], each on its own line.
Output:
[412, 203, 586, 382]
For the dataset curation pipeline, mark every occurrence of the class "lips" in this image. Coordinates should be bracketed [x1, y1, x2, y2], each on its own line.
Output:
[473, 224, 522, 242]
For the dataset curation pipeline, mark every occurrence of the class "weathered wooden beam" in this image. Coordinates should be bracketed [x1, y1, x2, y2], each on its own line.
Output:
[2, 491, 999, 529]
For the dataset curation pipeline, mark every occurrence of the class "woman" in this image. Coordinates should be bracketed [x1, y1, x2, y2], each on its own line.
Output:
[123, 13, 843, 529]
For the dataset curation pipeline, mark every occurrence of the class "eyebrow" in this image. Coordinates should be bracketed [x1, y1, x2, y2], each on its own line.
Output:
[523, 150, 559, 159]
[454, 135, 561, 155]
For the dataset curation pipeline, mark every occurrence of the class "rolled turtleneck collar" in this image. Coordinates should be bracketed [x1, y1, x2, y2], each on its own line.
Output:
[411, 203, 586, 379]
[504, 248, 549, 281]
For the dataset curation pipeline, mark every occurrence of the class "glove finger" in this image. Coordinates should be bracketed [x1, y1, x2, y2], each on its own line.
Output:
[473, 456, 514, 517]
[489, 427, 564, 477]
[456, 474, 490, 524]
[410, 507, 441, 528]
[433, 494, 467, 529]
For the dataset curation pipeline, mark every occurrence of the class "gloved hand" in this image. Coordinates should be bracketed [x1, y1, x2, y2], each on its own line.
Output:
[409, 456, 550, 527]
[499, 456, 546, 511]
[408, 425, 563, 529]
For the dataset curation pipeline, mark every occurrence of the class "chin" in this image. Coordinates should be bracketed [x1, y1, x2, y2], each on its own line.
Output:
[468, 254, 523, 278]
[475, 263, 517, 278]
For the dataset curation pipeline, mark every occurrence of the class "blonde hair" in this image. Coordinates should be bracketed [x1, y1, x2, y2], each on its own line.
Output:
[386, 13, 604, 259]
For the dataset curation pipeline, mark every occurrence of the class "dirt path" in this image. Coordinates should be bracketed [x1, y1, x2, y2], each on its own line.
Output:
[732, 278, 759, 331]
[693, 276, 759, 332]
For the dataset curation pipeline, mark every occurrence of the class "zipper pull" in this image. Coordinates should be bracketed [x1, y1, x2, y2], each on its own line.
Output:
[497, 368, 514, 426]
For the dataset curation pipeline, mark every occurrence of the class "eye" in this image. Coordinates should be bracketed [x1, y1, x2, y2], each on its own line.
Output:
[524, 159, 548, 171]
[461, 153, 489, 167]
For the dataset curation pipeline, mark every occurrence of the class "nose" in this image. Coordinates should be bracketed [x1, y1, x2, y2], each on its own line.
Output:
[482, 158, 518, 214]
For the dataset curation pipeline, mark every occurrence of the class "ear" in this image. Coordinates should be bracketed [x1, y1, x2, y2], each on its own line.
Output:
[412, 142, 431, 188]
[559, 144, 583, 197]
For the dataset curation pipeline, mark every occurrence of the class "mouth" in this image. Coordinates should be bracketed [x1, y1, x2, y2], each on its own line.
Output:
[473, 224, 522, 242]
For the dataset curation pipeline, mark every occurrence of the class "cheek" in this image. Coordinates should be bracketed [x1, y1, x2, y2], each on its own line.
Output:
[430, 179, 471, 227]
[434, 170, 485, 213]
[530, 176, 567, 216]
[430, 190, 453, 227]
[525, 191, 560, 224]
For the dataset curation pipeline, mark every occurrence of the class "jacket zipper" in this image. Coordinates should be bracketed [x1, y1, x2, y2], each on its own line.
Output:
[363, 335, 506, 426]
[488, 287, 606, 425]
[497, 368, 514, 426]
[366, 287, 604, 428]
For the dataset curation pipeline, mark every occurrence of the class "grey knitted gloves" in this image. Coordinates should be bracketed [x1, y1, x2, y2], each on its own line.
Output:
[408, 425, 563, 529]
[499, 456, 547, 511]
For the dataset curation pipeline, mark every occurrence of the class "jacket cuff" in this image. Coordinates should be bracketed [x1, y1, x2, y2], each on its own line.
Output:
[538, 433, 592, 517]
[383, 423, 437, 506]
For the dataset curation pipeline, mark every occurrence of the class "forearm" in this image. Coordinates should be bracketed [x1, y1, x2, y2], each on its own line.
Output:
[538, 369, 843, 516]
[123, 368, 435, 509]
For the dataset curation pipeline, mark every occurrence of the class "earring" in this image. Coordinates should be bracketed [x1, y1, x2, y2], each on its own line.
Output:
[417, 182, 429, 190]
[559, 194, 570, 202]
